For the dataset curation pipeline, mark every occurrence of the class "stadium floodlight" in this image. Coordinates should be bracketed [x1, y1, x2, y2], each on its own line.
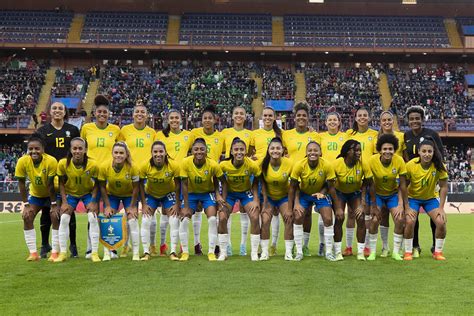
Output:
[402, 0, 417, 4]
[309, 0, 324, 3]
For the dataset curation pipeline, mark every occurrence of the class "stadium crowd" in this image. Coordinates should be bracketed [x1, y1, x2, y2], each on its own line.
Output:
[51, 68, 91, 98]
[261, 64, 295, 100]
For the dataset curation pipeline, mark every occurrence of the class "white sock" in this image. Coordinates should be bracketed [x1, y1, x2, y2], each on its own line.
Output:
[88, 212, 99, 253]
[261, 239, 269, 257]
[240, 213, 249, 247]
[141, 215, 152, 254]
[129, 218, 140, 256]
[58, 214, 71, 253]
[227, 215, 233, 248]
[405, 238, 413, 253]
[218, 233, 228, 255]
[393, 233, 403, 254]
[86, 227, 92, 252]
[169, 215, 179, 254]
[380, 225, 389, 250]
[369, 233, 378, 254]
[150, 212, 157, 246]
[303, 232, 311, 248]
[293, 224, 303, 255]
[24, 229, 37, 254]
[179, 217, 190, 253]
[334, 241, 342, 255]
[346, 228, 354, 248]
[285, 240, 294, 256]
[250, 234, 260, 257]
[126, 221, 131, 247]
[192, 212, 202, 246]
[207, 216, 217, 254]
[318, 215, 324, 245]
[357, 242, 365, 255]
[324, 225, 334, 256]
[51, 229, 59, 254]
[159, 214, 169, 246]
[435, 238, 445, 253]
[364, 229, 370, 248]
[271, 214, 280, 247]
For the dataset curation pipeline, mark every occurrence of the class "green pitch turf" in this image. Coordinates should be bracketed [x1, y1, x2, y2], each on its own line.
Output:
[0, 213, 473, 315]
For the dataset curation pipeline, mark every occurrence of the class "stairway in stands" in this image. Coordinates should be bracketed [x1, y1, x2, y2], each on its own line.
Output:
[444, 18, 463, 48]
[166, 15, 181, 44]
[67, 14, 85, 44]
[251, 72, 264, 127]
[82, 80, 101, 119]
[30, 67, 57, 128]
[272, 16, 284, 46]
[378, 72, 399, 130]
[294, 71, 306, 104]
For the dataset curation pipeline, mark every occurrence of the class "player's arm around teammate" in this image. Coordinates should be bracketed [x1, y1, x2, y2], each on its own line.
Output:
[139, 141, 181, 261]
[15, 134, 58, 261]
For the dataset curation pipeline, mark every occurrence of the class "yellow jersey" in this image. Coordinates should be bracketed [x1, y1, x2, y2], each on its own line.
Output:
[369, 154, 407, 196]
[283, 129, 321, 163]
[180, 156, 223, 194]
[221, 127, 252, 158]
[374, 131, 406, 157]
[333, 157, 373, 194]
[319, 131, 347, 162]
[406, 158, 448, 200]
[262, 157, 293, 200]
[98, 163, 139, 197]
[140, 160, 180, 198]
[219, 157, 261, 193]
[80, 123, 120, 164]
[250, 128, 276, 163]
[15, 154, 57, 198]
[290, 158, 336, 195]
[118, 124, 156, 166]
[190, 127, 224, 162]
[346, 128, 378, 163]
[155, 130, 192, 162]
[57, 158, 98, 197]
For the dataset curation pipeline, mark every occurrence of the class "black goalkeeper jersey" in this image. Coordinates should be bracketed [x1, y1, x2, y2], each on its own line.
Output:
[404, 127, 444, 161]
[37, 122, 80, 161]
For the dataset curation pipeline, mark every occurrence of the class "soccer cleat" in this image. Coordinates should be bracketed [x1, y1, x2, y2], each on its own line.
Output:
[91, 252, 101, 262]
[318, 243, 324, 257]
[303, 245, 312, 257]
[140, 253, 151, 261]
[364, 247, 371, 257]
[120, 246, 130, 258]
[54, 252, 68, 263]
[342, 247, 353, 256]
[357, 253, 366, 261]
[208, 253, 217, 261]
[111, 250, 119, 259]
[430, 245, 435, 254]
[26, 252, 40, 261]
[403, 252, 413, 261]
[227, 245, 233, 257]
[69, 245, 79, 258]
[159, 243, 168, 257]
[214, 245, 220, 257]
[367, 253, 376, 261]
[259, 253, 269, 261]
[150, 245, 159, 257]
[48, 252, 59, 262]
[325, 253, 337, 262]
[194, 243, 203, 256]
[239, 244, 247, 256]
[413, 247, 421, 258]
[284, 253, 294, 261]
[179, 253, 189, 261]
[391, 252, 403, 261]
[102, 251, 111, 262]
[132, 254, 140, 261]
[40, 244, 52, 259]
[294, 253, 304, 261]
[380, 248, 390, 258]
[269, 245, 277, 256]
[251, 253, 259, 261]
[334, 253, 344, 261]
[217, 253, 227, 261]
[85, 250, 92, 260]
[432, 252, 446, 261]
[169, 252, 180, 261]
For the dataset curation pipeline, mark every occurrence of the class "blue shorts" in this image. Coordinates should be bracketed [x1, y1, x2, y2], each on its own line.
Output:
[66, 194, 96, 209]
[146, 193, 176, 210]
[408, 198, 440, 213]
[108, 195, 136, 210]
[267, 196, 288, 208]
[375, 193, 399, 209]
[226, 191, 254, 207]
[28, 196, 51, 207]
[299, 192, 332, 211]
[336, 190, 361, 203]
[182, 192, 216, 213]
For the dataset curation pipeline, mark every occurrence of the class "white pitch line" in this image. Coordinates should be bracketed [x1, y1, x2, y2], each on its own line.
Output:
[0, 220, 23, 224]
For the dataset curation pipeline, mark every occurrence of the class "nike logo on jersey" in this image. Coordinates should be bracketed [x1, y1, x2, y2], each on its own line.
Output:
[47, 133, 53, 136]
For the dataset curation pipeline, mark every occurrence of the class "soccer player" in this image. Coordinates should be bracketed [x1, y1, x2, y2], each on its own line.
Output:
[221, 106, 253, 256]
[219, 138, 261, 261]
[15, 134, 58, 261]
[139, 141, 181, 261]
[404, 138, 448, 261]
[260, 137, 294, 261]
[403, 106, 444, 257]
[332, 140, 376, 261]
[282, 103, 320, 257]
[289, 141, 338, 261]
[179, 138, 227, 261]
[55, 138, 100, 262]
[98, 142, 140, 261]
[345, 107, 378, 257]
[367, 134, 409, 261]
[190, 106, 224, 162]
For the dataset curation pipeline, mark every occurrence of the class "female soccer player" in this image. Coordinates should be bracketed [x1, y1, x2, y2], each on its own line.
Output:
[15, 134, 58, 261]
[55, 138, 100, 262]
[190, 106, 224, 162]
[139, 141, 181, 261]
[221, 106, 253, 256]
[333, 140, 376, 261]
[98, 142, 140, 261]
[282, 103, 320, 257]
[179, 138, 227, 261]
[367, 134, 409, 261]
[404, 138, 448, 261]
[260, 137, 294, 261]
[219, 138, 261, 261]
[289, 141, 338, 261]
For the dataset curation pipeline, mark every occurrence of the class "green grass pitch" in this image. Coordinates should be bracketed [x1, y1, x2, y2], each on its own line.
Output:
[0, 213, 473, 315]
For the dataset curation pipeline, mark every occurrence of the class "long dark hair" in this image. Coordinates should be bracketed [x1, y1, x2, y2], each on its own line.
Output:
[337, 139, 360, 159]
[263, 106, 282, 139]
[261, 137, 283, 175]
[66, 137, 88, 168]
[351, 107, 371, 135]
[163, 109, 180, 138]
[417, 137, 447, 173]
[149, 140, 170, 166]
[224, 137, 247, 162]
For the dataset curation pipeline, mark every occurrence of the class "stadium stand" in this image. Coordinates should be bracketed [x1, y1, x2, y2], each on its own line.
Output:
[262, 64, 295, 101]
[51, 68, 91, 98]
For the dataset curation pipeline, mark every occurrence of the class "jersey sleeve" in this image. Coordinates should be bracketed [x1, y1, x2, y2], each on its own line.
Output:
[131, 165, 140, 182]
[250, 160, 261, 177]
[362, 160, 373, 180]
[98, 164, 107, 182]
[249, 131, 256, 147]
[212, 160, 224, 178]
[47, 157, 58, 178]
[179, 160, 189, 179]
[439, 167, 448, 180]
[80, 124, 87, 139]
[57, 159, 66, 177]
[398, 157, 407, 176]
[325, 162, 336, 181]
[91, 163, 99, 179]
[14, 157, 26, 179]
[290, 162, 302, 182]
[139, 163, 147, 180]
[170, 161, 181, 179]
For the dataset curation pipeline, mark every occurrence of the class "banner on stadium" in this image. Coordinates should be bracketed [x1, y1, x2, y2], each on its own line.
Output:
[265, 100, 294, 111]
[0, 201, 22, 213]
[99, 214, 128, 250]
[51, 97, 81, 109]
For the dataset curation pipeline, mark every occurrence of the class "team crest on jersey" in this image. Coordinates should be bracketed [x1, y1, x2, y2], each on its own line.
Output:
[339, 137, 343, 141]
[319, 171, 323, 176]
[214, 138, 219, 144]
[356, 170, 360, 175]
[125, 173, 130, 179]
[392, 168, 397, 174]
[165, 172, 170, 177]
[184, 136, 189, 141]
[245, 133, 249, 138]
[204, 170, 209, 175]
[368, 136, 373, 141]
[420, 137, 425, 143]
[86, 170, 90, 176]
[146, 133, 150, 138]
[432, 171, 436, 176]
[283, 172, 288, 178]
[66, 131, 70, 137]
[109, 132, 113, 137]
[308, 137, 312, 142]
[42, 169, 46, 174]
[245, 170, 249, 175]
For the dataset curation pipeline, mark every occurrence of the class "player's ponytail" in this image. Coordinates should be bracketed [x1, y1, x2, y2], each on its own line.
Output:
[418, 137, 447, 173]
[261, 137, 283, 175]
[163, 109, 180, 138]
[66, 137, 88, 168]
